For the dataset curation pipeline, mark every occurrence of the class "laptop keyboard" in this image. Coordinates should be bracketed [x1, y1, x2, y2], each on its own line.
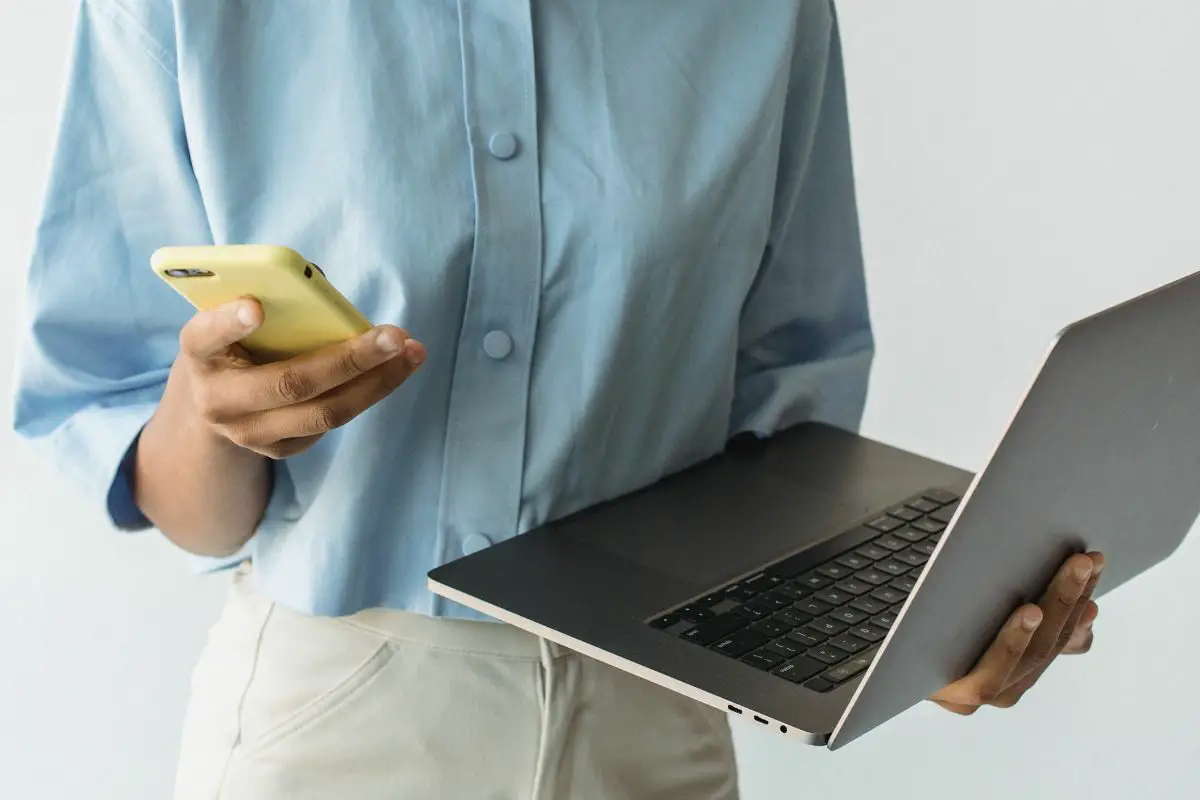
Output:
[647, 488, 961, 693]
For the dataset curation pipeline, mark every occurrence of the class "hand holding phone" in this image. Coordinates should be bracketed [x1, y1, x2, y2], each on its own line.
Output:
[173, 297, 424, 459]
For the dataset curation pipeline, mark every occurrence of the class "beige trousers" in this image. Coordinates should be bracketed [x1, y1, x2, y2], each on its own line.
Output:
[173, 566, 739, 799]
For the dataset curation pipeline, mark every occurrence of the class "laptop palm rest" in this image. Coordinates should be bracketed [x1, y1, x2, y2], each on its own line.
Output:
[560, 455, 859, 589]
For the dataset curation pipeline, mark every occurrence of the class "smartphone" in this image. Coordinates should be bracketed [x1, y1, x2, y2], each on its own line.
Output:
[151, 244, 373, 361]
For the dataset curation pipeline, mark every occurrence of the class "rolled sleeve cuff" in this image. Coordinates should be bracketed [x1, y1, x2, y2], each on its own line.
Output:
[52, 400, 301, 571]
[730, 348, 874, 440]
[51, 401, 159, 532]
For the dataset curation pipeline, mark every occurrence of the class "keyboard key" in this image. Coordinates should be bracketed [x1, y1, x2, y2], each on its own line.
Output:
[866, 516, 904, 533]
[890, 575, 917, 593]
[773, 582, 810, 601]
[697, 592, 725, 607]
[813, 588, 852, 606]
[804, 678, 836, 693]
[887, 506, 922, 522]
[892, 527, 928, 543]
[678, 605, 715, 623]
[744, 574, 783, 593]
[894, 549, 929, 567]
[809, 645, 850, 665]
[912, 518, 946, 535]
[796, 573, 833, 590]
[829, 634, 870, 654]
[752, 619, 791, 638]
[870, 587, 907, 605]
[907, 498, 939, 513]
[817, 563, 853, 580]
[913, 540, 938, 557]
[732, 603, 768, 621]
[793, 598, 833, 617]
[930, 501, 959, 524]
[773, 656, 826, 684]
[742, 649, 786, 670]
[766, 639, 803, 658]
[856, 544, 891, 561]
[922, 488, 959, 505]
[849, 596, 889, 615]
[870, 612, 897, 629]
[875, 560, 910, 577]
[834, 579, 872, 596]
[822, 652, 876, 684]
[680, 613, 747, 645]
[649, 614, 679, 629]
[874, 534, 909, 552]
[854, 568, 891, 586]
[757, 593, 792, 610]
[809, 618, 848, 637]
[774, 609, 813, 628]
[725, 585, 757, 603]
[848, 624, 887, 643]
[786, 629, 826, 649]
[712, 629, 770, 658]
[829, 606, 870, 625]
[836, 553, 873, 570]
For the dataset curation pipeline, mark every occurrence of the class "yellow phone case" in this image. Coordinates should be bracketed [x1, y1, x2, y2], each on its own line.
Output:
[151, 244, 373, 361]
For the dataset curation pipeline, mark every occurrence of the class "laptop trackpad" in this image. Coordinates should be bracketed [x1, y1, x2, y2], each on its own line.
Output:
[560, 458, 860, 589]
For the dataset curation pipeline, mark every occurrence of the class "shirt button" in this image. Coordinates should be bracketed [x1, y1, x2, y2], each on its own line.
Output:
[463, 533, 492, 556]
[482, 330, 513, 360]
[488, 132, 519, 160]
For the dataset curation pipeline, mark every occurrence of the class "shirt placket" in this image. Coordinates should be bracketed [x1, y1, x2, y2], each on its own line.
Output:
[435, 0, 544, 586]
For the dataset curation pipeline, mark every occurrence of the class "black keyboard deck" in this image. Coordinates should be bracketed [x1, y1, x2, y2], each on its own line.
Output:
[648, 489, 961, 693]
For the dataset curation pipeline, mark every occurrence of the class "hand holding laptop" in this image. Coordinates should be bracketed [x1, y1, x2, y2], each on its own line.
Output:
[929, 551, 1103, 714]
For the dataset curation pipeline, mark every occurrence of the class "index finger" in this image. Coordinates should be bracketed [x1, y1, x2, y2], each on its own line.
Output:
[214, 324, 416, 412]
[1016, 552, 1095, 675]
[931, 605, 1041, 707]
[179, 298, 263, 362]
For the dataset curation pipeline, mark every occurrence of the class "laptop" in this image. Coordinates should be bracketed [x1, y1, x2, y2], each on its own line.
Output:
[428, 268, 1200, 750]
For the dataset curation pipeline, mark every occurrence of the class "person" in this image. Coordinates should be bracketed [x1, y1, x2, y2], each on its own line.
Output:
[12, 1, 1102, 798]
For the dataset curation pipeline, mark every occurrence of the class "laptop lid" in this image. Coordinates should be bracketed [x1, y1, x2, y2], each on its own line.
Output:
[829, 269, 1200, 749]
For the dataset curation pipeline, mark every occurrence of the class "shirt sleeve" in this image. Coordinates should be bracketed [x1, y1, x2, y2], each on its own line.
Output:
[10, 1, 294, 543]
[730, 4, 875, 439]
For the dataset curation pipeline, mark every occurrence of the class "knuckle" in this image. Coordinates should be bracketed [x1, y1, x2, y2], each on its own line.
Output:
[219, 423, 256, 450]
[257, 444, 290, 460]
[991, 693, 1020, 709]
[273, 369, 316, 403]
[191, 383, 224, 423]
[310, 404, 345, 433]
[1054, 590, 1077, 611]
[338, 347, 369, 379]
[977, 682, 1003, 705]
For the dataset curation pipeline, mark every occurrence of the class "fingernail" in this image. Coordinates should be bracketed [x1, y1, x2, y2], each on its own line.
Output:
[235, 303, 255, 327]
[1022, 609, 1042, 631]
[375, 328, 401, 354]
[404, 339, 426, 366]
[1074, 562, 1092, 580]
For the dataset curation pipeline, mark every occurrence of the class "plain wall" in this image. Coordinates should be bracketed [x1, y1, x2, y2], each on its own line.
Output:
[2, 2, 1198, 798]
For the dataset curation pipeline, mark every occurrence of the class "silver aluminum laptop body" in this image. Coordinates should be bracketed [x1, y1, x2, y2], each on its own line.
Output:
[429, 269, 1200, 749]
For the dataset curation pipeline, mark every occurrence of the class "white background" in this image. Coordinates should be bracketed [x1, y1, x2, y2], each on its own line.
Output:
[2, 2, 1199, 798]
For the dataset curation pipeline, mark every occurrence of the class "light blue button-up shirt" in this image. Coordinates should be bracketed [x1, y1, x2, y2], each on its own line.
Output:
[13, 0, 873, 619]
